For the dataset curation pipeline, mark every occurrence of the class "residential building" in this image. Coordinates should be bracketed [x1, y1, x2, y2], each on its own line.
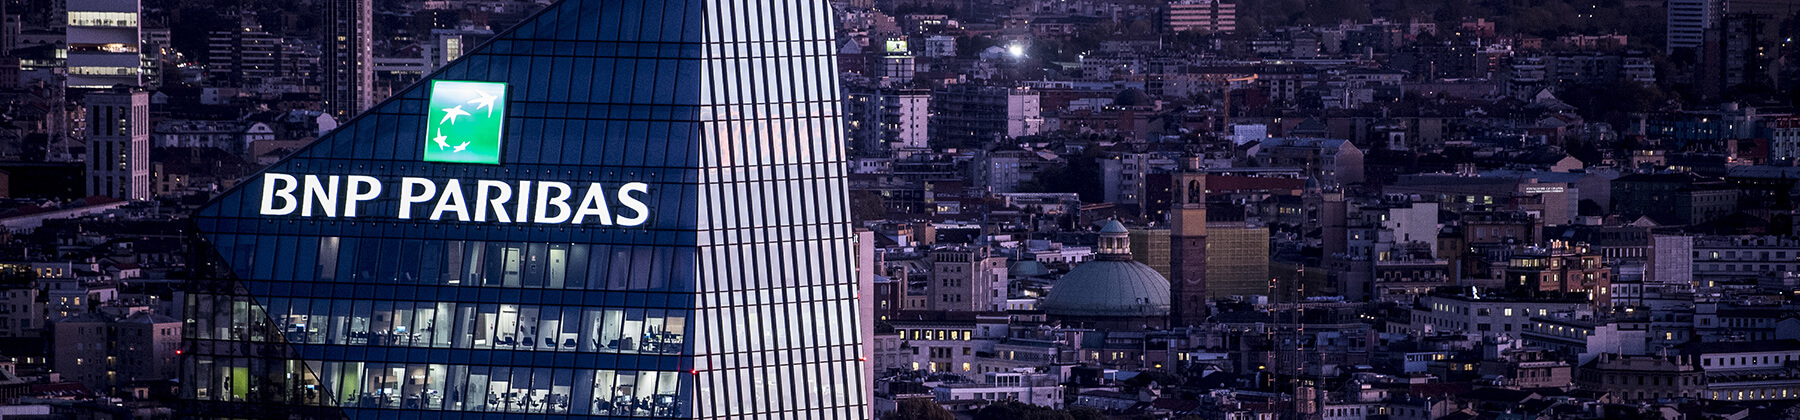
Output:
[927, 246, 1008, 312]
[1683, 340, 1800, 401]
[83, 90, 150, 201]
[1249, 138, 1365, 186]
[929, 84, 1041, 147]
[1165, 0, 1235, 33]
[846, 88, 930, 156]
[1576, 354, 1705, 402]
[321, 0, 372, 119]
[1411, 293, 1590, 337]
[1666, 0, 1720, 52]
[1692, 236, 1800, 286]
[1504, 241, 1611, 305]
[932, 372, 1062, 408]
[1610, 173, 1736, 226]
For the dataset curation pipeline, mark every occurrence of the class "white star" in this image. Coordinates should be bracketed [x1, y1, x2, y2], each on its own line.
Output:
[468, 90, 498, 117]
[439, 105, 471, 124]
[453, 141, 471, 153]
[432, 129, 451, 150]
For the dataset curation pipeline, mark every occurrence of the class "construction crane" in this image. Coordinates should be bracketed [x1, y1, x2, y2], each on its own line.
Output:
[1222, 74, 1258, 134]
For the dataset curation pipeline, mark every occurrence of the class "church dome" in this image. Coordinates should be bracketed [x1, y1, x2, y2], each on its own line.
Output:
[1041, 220, 1171, 318]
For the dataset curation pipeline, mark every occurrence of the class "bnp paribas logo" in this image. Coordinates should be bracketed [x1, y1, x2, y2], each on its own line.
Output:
[423, 80, 508, 164]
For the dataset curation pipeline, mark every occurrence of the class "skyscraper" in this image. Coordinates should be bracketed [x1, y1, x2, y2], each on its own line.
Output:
[1169, 158, 1208, 326]
[83, 90, 149, 200]
[321, 0, 372, 119]
[182, 0, 869, 417]
[65, 0, 142, 88]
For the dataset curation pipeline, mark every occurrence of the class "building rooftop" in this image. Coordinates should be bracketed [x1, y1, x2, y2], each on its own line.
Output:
[1679, 339, 1800, 356]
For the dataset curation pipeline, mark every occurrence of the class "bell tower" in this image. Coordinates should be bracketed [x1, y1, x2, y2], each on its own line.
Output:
[1170, 156, 1209, 326]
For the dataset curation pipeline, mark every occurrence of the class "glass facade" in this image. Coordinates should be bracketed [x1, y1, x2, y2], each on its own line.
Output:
[183, 0, 867, 417]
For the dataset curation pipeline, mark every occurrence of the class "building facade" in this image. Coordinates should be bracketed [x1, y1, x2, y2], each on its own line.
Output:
[321, 0, 373, 119]
[182, 0, 870, 417]
[83, 90, 150, 201]
[1164, 0, 1236, 33]
[926, 247, 1007, 312]
[66, 0, 142, 88]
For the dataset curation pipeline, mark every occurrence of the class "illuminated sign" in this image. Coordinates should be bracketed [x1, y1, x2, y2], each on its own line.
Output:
[1524, 186, 1566, 194]
[424, 80, 508, 165]
[885, 39, 908, 53]
[257, 173, 650, 226]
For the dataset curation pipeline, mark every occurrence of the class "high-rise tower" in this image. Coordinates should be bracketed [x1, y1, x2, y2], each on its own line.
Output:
[182, 0, 868, 417]
[1169, 157, 1208, 326]
[321, 0, 372, 119]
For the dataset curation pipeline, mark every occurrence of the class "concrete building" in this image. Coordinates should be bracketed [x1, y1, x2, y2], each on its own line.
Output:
[929, 85, 1041, 147]
[83, 90, 150, 201]
[1165, 0, 1235, 33]
[321, 0, 373, 119]
[112, 312, 181, 386]
[1101, 152, 1177, 209]
[932, 372, 1063, 409]
[1771, 116, 1800, 164]
[1611, 174, 1738, 226]
[927, 246, 1008, 312]
[65, 0, 142, 88]
[0, 286, 46, 337]
[1682, 340, 1800, 401]
[50, 313, 111, 392]
[1692, 235, 1800, 286]
[205, 20, 284, 87]
[1666, 0, 1720, 52]
[1412, 293, 1590, 338]
[1250, 138, 1365, 186]
[1522, 315, 1648, 364]
[846, 88, 930, 156]
[1576, 354, 1705, 402]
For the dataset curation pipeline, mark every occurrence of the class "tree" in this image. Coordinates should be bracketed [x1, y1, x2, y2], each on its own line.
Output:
[890, 399, 954, 420]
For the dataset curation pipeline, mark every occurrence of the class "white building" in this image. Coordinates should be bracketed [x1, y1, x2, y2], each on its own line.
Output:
[1521, 315, 1648, 365]
[1411, 294, 1590, 338]
[1666, 0, 1720, 52]
[933, 372, 1064, 409]
[1691, 235, 1800, 286]
[84, 90, 151, 201]
[66, 0, 143, 88]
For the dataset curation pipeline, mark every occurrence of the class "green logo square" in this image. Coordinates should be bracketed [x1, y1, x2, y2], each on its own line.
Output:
[424, 80, 508, 164]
